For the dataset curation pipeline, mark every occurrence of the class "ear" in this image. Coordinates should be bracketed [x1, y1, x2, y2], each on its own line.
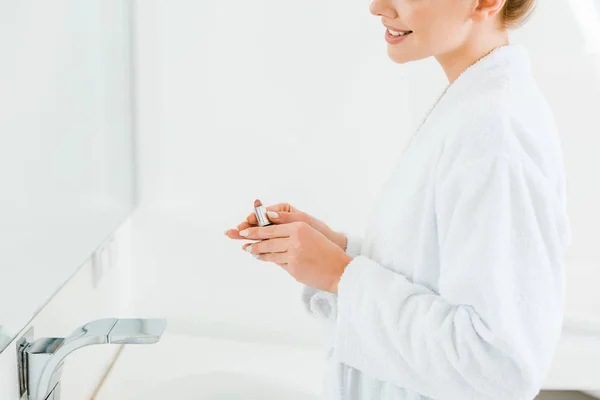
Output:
[471, 0, 507, 23]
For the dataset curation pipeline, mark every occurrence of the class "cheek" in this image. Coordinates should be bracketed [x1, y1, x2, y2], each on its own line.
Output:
[415, 11, 467, 52]
[412, 5, 440, 34]
[400, 5, 438, 46]
[411, 0, 465, 33]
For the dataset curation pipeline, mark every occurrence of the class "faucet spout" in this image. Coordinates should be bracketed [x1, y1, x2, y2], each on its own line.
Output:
[21, 318, 166, 400]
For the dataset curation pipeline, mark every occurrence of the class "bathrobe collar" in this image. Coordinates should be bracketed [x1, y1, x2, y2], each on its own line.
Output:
[433, 43, 532, 119]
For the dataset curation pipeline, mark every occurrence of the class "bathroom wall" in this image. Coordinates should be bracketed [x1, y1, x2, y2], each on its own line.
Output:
[130, 0, 600, 347]
[129, 0, 417, 345]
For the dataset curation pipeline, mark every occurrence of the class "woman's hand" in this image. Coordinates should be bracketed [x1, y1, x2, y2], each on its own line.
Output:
[237, 222, 353, 293]
[224, 202, 347, 251]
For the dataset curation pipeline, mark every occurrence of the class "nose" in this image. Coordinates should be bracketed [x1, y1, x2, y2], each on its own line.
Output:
[369, 0, 398, 18]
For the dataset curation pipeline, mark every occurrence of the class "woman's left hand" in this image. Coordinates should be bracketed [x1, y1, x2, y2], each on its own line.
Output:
[239, 222, 353, 294]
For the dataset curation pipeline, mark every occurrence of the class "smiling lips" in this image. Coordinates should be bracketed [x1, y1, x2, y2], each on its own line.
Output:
[387, 27, 413, 37]
[384, 26, 413, 44]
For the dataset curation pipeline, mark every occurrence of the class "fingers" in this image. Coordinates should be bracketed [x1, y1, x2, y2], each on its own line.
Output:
[265, 203, 293, 213]
[241, 241, 289, 269]
[225, 225, 252, 240]
[224, 229, 239, 239]
[238, 222, 301, 240]
[264, 210, 308, 225]
[224, 220, 254, 240]
[245, 213, 258, 226]
[246, 203, 294, 226]
[243, 238, 289, 254]
[256, 251, 288, 265]
[225, 202, 300, 240]
[238, 220, 252, 231]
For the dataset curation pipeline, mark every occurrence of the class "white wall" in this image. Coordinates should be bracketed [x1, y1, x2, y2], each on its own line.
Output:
[130, 0, 416, 345]
[131, 0, 600, 350]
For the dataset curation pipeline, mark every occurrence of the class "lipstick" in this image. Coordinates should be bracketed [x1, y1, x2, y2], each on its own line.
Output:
[254, 199, 273, 227]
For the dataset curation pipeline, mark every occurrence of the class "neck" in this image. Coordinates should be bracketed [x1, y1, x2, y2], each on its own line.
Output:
[435, 31, 510, 84]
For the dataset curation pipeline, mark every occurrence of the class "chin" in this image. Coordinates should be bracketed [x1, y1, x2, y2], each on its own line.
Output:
[387, 47, 428, 64]
[388, 57, 410, 64]
[387, 49, 412, 64]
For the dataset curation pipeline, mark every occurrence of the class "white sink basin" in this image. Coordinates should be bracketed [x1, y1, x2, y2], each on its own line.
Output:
[97, 332, 327, 400]
[132, 371, 320, 400]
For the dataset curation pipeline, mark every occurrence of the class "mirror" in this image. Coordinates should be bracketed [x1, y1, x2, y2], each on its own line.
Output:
[0, 0, 135, 353]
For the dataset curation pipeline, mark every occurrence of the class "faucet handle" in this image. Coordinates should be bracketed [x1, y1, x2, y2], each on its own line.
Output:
[108, 319, 167, 344]
[62, 318, 167, 346]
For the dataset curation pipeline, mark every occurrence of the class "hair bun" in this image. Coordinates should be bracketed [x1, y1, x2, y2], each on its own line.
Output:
[502, 0, 536, 29]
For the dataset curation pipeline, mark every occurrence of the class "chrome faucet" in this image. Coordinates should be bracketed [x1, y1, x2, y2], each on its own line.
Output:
[17, 318, 167, 400]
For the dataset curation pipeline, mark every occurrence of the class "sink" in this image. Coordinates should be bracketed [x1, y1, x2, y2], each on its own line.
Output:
[132, 371, 320, 400]
[97, 332, 326, 399]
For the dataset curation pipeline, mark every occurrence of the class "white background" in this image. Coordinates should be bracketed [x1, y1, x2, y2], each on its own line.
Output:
[130, 0, 600, 344]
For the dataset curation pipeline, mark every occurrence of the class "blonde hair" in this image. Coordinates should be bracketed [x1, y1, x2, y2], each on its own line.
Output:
[501, 0, 536, 29]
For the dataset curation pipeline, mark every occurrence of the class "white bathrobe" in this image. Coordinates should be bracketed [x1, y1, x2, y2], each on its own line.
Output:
[302, 44, 572, 400]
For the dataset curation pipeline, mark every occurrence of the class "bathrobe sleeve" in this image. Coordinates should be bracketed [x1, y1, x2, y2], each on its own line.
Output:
[301, 233, 363, 321]
[331, 154, 567, 400]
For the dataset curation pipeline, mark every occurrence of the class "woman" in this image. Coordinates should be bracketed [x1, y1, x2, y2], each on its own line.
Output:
[225, 0, 571, 399]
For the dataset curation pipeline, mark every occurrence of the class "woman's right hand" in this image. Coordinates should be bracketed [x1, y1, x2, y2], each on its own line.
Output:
[224, 202, 347, 251]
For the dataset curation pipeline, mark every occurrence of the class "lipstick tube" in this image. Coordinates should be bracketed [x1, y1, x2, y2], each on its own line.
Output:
[254, 200, 273, 227]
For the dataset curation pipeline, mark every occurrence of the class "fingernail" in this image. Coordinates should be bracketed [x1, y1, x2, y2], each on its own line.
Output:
[267, 211, 279, 219]
[253, 254, 260, 259]
[245, 245, 253, 253]
[239, 229, 250, 237]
